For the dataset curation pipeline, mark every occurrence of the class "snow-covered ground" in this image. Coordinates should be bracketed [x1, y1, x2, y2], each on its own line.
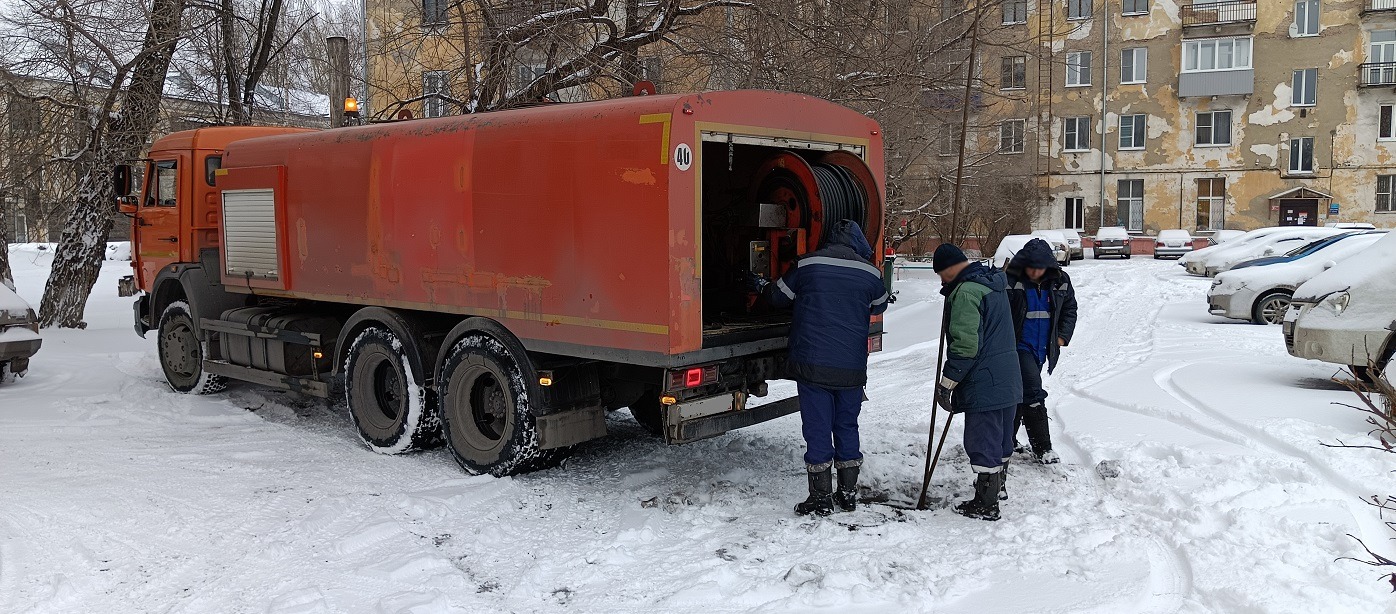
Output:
[2, 250, 1392, 613]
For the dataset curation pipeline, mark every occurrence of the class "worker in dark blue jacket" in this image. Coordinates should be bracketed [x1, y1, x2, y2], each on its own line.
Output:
[932, 243, 1023, 521]
[1005, 238, 1078, 466]
[759, 219, 889, 516]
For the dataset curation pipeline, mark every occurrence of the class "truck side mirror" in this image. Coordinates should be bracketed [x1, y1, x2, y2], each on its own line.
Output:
[113, 164, 133, 198]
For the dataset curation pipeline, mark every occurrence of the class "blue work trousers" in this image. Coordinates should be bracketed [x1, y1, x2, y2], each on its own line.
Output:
[964, 405, 1017, 473]
[797, 382, 864, 467]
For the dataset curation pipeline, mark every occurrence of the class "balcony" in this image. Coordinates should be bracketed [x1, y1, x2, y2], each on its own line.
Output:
[1181, 0, 1257, 27]
[1179, 69, 1255, 97]
[1360, 62, 1396, 86]
[1364, 0, 1396, 13]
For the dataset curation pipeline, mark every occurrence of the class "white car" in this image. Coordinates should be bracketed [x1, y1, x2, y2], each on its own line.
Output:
[1182, 227, 1294, 275]
[1209, 229, 1246, 245]
[1198, 227, 1345, 277]
[1284, 231, 1396, 382]
[1056, 228, 1084, 260]
[1325, 222, 1377, 230]
[993, 234, 1066, 268]
[1030, 230, 1072, 266]
[1207, 231, 1386, 325]
[0, 279, 42, 382]
[1152, 229, 1194, 259]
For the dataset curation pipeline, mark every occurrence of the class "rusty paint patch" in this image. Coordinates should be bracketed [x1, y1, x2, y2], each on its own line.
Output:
[620, 167, 657, 185]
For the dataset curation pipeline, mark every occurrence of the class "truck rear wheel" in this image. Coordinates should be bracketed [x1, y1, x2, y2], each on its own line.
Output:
[158, 301, 226, 394]
[439, 332, 566, 476]
[344, 326, 440, 454]
[629, 392, 664, 437]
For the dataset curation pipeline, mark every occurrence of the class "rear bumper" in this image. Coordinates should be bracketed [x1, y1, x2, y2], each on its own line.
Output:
[662, 393, 800, 444]
[0, 336, 41, 362]
[1094, 244, 1130, 256]
[1154, 247, 1192, 258]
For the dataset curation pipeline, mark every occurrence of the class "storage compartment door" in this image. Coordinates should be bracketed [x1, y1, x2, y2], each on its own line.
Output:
[222, 187, 284, 289]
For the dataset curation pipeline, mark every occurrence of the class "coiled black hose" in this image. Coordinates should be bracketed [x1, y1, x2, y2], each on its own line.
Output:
[811, 163, 868, 241]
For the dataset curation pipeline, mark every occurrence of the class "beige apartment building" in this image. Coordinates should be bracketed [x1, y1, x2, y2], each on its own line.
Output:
[995, 0, 1396, 235]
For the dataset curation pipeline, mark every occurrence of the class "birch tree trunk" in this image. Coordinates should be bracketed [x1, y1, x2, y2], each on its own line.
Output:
[37, 0, 186, 328]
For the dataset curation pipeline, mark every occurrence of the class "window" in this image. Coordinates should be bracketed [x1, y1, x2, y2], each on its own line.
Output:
[423, 71, 449, 118]
[1117, 179, 1144, 231]
[204, 156, 222, 187]
[1064, 116, 1091, 151]
[1289, 136, 1315, 174]
[422, 0, 447, 24]
[1291, 69, 1316, 106]
[1381, 104, 1395, 140]
[1369, 31, 1396, 86]
[1001, 56, 1026, 89]
[1067, 51, 1092, 86]
[1182, 37, 1253, 73]
[1068, 0, 1092, 20]
[1119, 114, 1146, 149]
[1064, 197, 1085, 230]
[640, 57, 663, 85]
[12, 212, 26, 243]
[1122, 0, 1149, 15]
[1000, 119, 1026, 153]
[1121, 47, 1147, 84]
[148, 160, 177, 207]
[1294, 0, 1319, 37]
[1195, 110, 1233, 146]
[937, 123, 963, 156]
[1003, 0, 1028, 23]
[1197, 178, 1225, 230]
[1379, 175, 1396, 212]
[516, 64, 547, 91]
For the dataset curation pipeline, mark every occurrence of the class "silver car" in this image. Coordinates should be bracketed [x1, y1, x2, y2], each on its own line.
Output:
[1152, 229, 1194, 259]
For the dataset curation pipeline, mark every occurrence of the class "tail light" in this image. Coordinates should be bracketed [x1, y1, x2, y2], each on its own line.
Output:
[668, 365, 720, 391]
[1156, 241, 1165, 247]
[868, 334, 883, 353]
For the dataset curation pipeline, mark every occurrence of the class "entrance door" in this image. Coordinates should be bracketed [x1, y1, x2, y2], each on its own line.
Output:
[1278, 198, 1318, 227]
[134, 158, 182, 289]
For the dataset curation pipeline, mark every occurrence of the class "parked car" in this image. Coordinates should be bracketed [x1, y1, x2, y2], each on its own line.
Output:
[1284, 231, 1396, 382]
[1208, 229, 1246, 245]
[0, 280, 41, 383]
[1153, 229, 1194, 259]
[1199, 227, 1345, 277]
[1208, 231, 1386, 325]
[1228, 231, 1383, 272]
[1325, 222, 1377, 230]
[993, 234, 1066, 268]
[1057, 228, 1084, 260]
[1030, 230, 1072, 266]
[1092, 227, 1131, 259]
[1182, 227, 1296, 275]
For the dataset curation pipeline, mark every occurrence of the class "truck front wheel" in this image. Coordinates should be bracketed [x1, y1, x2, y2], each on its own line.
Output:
[158, 301, 226, 394]
[344, 326, 440, 454]
[439, 333, 566, 476]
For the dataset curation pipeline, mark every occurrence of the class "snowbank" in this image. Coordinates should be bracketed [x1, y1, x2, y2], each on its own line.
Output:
[7, 242, 132, 261]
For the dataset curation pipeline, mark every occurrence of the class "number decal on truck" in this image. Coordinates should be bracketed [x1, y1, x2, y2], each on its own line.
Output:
[674, 143, 693, 171]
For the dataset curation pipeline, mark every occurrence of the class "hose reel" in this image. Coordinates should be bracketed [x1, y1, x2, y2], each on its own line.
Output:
[749, 150, 883, 280]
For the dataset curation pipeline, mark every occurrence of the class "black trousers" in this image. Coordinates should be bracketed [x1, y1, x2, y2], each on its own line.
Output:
[1014, 350, 1052, 453]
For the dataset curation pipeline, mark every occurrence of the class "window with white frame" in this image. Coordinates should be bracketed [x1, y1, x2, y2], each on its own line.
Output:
[1381, 104, 1396, 140]
[1117, 179, 1144, 231]
[1121, 47, 1147, 84]
[1003, 0, 1028, 24]
[1294, 0, 1319, 37]
[1064, 116, 1091, 151]
[423, 71, 449, 118]
[1001, 56, 1026, 89]
[1064, 197, 1085, 230]
[1119, 114, 1146, 149]
[1182, 37, 1253, 73]
[1289, 137, 1315, 174]
[1196, 178, 1225, 230]
[1378, 175, 1396, 212]
[1195, 110, 1232, 146]
[1068, 0, 1092, 20]
[1000, 119, 1026, 153]
[1067, 51, 1092, 86]
[1122, 0, 1149, 15]
[1369, 31, 1396, 86]
[1291, 69, 1316, 106]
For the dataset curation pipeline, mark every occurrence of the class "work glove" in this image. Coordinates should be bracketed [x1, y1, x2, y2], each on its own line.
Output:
[744, 272, 770, 293]
[888, 292, 899, 304]
[934, 379, 959, 414]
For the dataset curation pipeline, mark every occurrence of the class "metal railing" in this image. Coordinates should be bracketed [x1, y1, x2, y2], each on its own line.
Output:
[1366, 0, 1396, 12]
[1181, 0, 1257, 26]
[1360, 62, 1396, 86]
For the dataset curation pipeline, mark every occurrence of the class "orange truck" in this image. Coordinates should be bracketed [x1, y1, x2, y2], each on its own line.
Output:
[116, 90, 886, 475]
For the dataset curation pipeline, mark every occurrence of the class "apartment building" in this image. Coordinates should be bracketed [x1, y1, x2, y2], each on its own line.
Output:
[993, 0, 1396, 234]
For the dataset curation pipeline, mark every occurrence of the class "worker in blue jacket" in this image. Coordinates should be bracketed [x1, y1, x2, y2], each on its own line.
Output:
[758, 219, 890, 516]
[932, 243, 1023, 521]
[1004, 238, 1078, 466]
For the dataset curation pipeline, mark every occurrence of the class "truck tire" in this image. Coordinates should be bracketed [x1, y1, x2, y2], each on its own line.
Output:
[1251, 291, 1291, 326]
[158, 301, 226, 394]
[344, 326, 440, 454]
[629, 392, 664, 437]
[438, 332, 566, 476]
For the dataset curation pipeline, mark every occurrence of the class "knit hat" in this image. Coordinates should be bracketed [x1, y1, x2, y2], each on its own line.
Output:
[932, 243, 968, 273]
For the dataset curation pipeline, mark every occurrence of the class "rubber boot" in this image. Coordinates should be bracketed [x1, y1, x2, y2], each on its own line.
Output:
[998, 463, 1009, 501]
[833, 460, 861, 512]
[954, 472, 1002, 521]
[794, 463, 834, 517]
[1022, 402, 1057, 464]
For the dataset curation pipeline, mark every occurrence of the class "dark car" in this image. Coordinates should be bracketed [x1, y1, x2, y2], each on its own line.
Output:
[0, 281, 41, 382]
[1093, 226, 1132, 259]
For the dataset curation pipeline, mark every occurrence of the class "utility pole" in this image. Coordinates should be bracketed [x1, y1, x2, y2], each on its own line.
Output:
[327, 36, 351, 127]
[949, 2, 983, 246]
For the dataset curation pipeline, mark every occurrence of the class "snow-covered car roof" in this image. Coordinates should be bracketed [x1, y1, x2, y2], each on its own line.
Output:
[0, 280, 33, 314]
[993, 235, 1037, 267]
[1158, 229, 1192, 240]
[1183, 227, 1291, 264]
[1096, 227, 1129, 239]
[1202, 228, 1345, 271]
[1295, 230, 1396, 302]
[1212, 232, 1386, 295]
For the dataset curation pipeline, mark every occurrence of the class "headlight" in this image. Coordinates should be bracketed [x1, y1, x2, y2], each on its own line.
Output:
[1211, 279, 1222, 288]
[1321, 291, 1351, 315]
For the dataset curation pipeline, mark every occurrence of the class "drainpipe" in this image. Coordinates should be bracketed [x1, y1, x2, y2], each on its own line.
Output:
[1098, 0, 1110, 231]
